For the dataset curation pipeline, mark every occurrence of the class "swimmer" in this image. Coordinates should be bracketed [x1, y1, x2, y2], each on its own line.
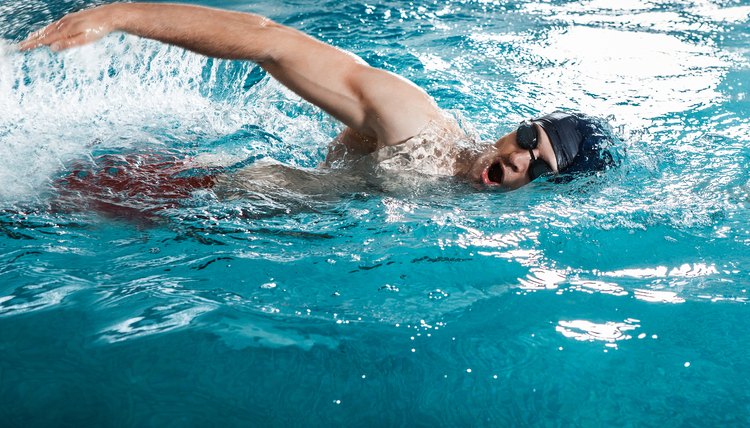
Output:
[19, 2, 615, 191]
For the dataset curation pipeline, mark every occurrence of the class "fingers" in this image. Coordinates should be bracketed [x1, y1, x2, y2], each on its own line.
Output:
[49, 33, 90, 52]
[19, 12, 103, 52]
[18, 5, 117, 52]
[19, 19, 71, 51]
[18, 27, 47, 51]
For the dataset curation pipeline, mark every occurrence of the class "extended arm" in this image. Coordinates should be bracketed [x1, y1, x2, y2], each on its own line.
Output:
[20, 3, 441, 145]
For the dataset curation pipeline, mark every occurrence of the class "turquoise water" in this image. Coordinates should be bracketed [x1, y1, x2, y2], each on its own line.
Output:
[2, 0, 750, 425]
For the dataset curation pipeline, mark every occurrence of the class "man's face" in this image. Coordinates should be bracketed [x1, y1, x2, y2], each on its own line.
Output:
[467, 123, 559, 190]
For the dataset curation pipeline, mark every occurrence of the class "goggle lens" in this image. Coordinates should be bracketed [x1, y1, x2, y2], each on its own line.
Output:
[516, 121, 538, 150]
[518, 120, 553, 181]
[529, 154, 553, 180]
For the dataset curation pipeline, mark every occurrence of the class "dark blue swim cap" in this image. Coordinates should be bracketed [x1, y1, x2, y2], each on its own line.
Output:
[532, 111, 616, 175]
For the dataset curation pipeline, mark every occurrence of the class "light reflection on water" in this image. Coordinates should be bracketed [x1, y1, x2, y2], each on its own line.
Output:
[555, 318, 640, 349]
[603, 263, 719, 279]
[524, 26, 728, 123]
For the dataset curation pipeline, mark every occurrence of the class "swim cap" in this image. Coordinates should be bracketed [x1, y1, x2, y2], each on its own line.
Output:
[533, 111, 615, 174]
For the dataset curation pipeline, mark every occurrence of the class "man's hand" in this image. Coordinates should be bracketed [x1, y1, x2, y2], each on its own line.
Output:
[19, 5, 120, 52]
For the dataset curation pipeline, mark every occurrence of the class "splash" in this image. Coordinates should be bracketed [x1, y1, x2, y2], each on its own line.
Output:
[0, 34, 335, 203]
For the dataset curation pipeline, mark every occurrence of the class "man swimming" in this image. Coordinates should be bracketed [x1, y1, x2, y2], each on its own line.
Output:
[19, 2, 613, 191]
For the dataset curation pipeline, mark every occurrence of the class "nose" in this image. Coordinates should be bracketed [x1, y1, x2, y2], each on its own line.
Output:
[506, 150, 532, 174]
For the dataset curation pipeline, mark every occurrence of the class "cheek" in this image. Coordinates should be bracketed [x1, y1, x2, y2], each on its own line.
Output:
[495, 134, 518, 154]
[482, 143, 502, 161]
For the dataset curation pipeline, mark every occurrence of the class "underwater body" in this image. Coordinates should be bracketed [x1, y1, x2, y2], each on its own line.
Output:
[1, 0, 750, 425]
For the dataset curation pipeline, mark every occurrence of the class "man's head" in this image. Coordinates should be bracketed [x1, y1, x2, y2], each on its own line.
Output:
[465, 111, 615, 190]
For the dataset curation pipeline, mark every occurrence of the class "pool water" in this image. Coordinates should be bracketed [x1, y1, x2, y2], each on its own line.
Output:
[2, 0, 750, 425]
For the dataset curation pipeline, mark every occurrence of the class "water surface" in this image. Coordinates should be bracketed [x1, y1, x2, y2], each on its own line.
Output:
[1, 0, 749, 425]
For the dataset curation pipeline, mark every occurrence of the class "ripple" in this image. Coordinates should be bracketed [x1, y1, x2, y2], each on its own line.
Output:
[207, 312, 339, 350]
[569, 279, 628, 297]
[0, 282, 81, 317]
[634, 289, 686, 304]
[519, 268, 566, 291]
[602, 263, 719, 279]
[98, 302, 216, 343]
[556, 318, 640, 349]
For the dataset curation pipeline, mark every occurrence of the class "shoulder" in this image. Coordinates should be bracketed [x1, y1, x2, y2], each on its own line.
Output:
[348, 66, 445, 145]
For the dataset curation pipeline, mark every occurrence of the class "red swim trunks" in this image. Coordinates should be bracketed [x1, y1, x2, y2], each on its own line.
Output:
[55, 153, 217, 218]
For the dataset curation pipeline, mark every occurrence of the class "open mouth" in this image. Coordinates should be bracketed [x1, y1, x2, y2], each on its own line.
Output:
[482, 161, 503, 185]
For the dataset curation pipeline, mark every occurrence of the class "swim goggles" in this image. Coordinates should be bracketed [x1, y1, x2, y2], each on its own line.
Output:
[516, 120, 554, 180]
